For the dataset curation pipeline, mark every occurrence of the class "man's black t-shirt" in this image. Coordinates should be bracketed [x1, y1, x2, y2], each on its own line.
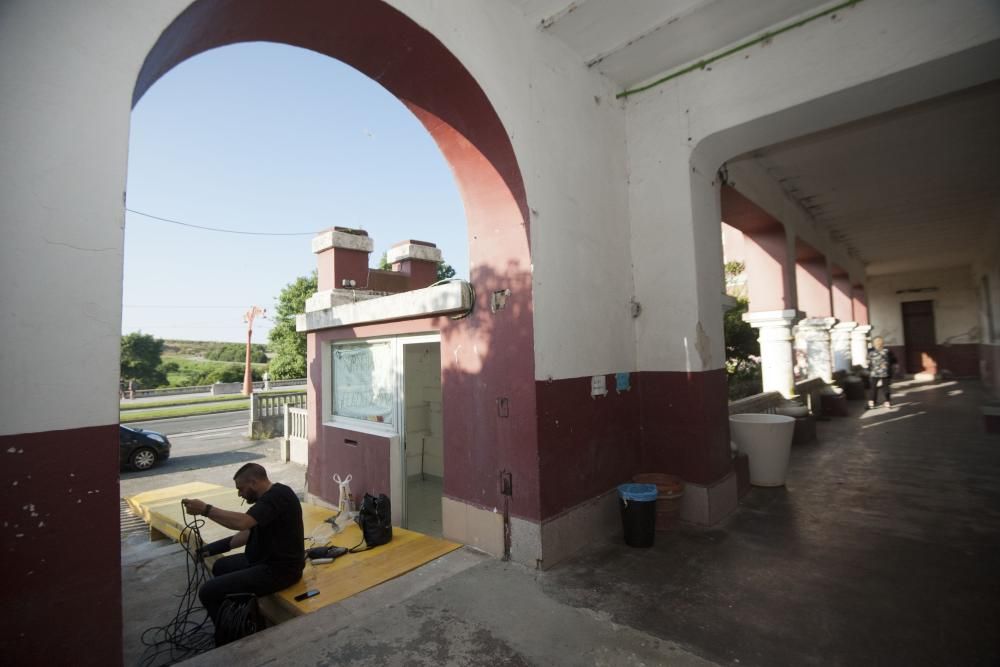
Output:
[245, 483, 304, 575]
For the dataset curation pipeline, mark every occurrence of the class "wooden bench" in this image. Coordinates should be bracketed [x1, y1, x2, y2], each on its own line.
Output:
[125, 483, 461, 624]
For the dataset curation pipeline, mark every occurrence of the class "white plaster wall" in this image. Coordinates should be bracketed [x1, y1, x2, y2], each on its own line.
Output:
[4, 0, 998, 434]
[685, 0, 1000, 172]
[395, 1, 636, 381]
[625, 90, 726, 371]
[404, 343, 442, 478]
[867, 267, 981, 346]
[620, 0, 998, 372]
[0, 0, 639, 444]
[0, 1, 185, 436]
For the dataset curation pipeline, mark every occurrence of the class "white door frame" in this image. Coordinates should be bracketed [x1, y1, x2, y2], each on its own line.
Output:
[393, 333, 441, 529]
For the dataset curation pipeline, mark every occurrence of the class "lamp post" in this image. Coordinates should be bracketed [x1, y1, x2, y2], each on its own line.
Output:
[243, 305, 266, 396]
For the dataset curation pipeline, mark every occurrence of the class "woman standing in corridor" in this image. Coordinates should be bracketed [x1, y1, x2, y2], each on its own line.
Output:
[867, 336, 897, 408]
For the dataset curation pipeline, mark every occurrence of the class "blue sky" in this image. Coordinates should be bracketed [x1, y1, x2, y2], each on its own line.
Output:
[123, 42, 467, 344]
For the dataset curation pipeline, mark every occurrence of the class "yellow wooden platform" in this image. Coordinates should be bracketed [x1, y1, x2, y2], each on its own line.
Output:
[125, 482, 461, 618]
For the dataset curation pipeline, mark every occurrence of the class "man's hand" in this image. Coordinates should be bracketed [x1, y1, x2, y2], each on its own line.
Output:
[182, 498, 208, 515]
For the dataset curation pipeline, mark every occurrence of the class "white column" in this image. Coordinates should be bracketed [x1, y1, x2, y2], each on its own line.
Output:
[743, 310, 802, 398]
[851, 324, 873, 368]
[794, 317, 838, 383]
[831, 321, 857, 372]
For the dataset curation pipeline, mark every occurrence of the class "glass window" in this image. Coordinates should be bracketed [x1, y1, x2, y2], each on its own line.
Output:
[332, 341, 395, 425]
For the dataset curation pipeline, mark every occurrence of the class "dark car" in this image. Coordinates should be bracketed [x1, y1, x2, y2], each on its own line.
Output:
[120, 425, 171, 471]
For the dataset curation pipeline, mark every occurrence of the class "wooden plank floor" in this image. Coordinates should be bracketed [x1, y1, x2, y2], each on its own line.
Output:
[125, 482, 461, 620]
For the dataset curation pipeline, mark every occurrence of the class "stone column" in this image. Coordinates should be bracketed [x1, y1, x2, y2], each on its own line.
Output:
[831, 321, 857, 372]
[851, 324, 873, 368]
[795, 317, 837, 383]
[743, 310, 802, 397]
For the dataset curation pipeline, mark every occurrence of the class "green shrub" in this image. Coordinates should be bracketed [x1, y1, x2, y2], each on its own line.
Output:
[724, 297, 762, 399]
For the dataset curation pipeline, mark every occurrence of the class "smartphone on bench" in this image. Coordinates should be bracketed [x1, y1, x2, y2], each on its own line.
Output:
[294, 589, 319, 601]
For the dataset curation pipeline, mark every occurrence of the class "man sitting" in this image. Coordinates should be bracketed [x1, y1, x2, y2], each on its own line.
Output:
[182, 463, 304, 634]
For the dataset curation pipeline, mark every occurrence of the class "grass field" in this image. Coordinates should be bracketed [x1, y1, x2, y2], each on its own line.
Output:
[162, 354, 268, 387]
[120, 400, 250, 423]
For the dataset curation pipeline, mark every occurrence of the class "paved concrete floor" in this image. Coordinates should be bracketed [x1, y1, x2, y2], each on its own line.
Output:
[127, 379, 999, 666]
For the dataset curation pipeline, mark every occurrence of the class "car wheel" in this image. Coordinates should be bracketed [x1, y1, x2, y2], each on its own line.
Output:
[130, 447, 157, 471]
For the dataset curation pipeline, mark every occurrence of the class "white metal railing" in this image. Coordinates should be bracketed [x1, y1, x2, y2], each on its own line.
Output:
[130, 378, 306, 399]
[283, 405, 309, 464]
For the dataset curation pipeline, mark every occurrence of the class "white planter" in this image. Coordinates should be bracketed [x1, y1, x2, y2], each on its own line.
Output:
[729, 413, 796, 487]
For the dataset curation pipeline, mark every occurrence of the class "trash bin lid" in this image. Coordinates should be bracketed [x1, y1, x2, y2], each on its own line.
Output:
[618, 483, 658, 502]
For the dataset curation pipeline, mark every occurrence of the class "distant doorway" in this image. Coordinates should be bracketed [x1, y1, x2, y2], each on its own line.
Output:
[902, 300, 936, 374]
[401, 340, 443, 537]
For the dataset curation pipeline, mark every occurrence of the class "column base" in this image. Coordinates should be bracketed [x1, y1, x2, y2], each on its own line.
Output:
[678, 470, 738, 526]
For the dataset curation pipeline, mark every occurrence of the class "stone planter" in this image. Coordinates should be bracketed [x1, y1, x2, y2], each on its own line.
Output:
[729, 413, 796, 487]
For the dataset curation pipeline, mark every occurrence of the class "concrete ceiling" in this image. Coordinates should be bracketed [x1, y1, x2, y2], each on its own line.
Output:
[508, 0, 1000, 279]
[507, 0, 831, 87]
[732, 82, 1000, 276]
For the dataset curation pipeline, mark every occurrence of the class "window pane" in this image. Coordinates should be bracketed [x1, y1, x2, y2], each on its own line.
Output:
[333, 342, 394, 424]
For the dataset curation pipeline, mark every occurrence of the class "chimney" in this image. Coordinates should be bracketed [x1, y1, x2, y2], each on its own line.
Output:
[312, 227, 373, 291]
[387, 240, 442, 290]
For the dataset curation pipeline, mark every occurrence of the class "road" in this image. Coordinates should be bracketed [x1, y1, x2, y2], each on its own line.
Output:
[127, 409, 248, 435]
[119, 411, 304, 498]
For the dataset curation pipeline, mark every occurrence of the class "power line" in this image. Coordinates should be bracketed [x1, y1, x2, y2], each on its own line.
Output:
[125, 208, 316, 236]
[124, 305, 251, 309]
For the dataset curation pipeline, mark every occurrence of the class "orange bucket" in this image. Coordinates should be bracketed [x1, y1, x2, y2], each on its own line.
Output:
[632, 473, 685, 531]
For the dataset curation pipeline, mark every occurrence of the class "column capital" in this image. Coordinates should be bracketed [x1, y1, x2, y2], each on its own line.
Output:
[833, 320, 858, 332]
[742, 309, 803, 329]
[852, 324, 873, 335]
[798, 316, 838, 330]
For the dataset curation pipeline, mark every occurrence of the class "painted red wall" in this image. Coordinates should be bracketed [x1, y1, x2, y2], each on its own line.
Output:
[796, 258, 832, 317]
[638, 370, 732, 486]
[982, 343, 1000, 399]
[0, 425, 121, 666]
[317, 246, 370, 292]
[889, 343, 980, 377]
[535, 369, 731, 518]
[536, 376, 641, 518]
[311, 426, 392, 502]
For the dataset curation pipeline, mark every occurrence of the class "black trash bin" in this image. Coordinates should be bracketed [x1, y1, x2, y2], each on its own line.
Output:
[618, 483, 658, 548]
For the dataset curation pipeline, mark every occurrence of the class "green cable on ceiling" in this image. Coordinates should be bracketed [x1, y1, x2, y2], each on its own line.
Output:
[616, 0, 865, 100]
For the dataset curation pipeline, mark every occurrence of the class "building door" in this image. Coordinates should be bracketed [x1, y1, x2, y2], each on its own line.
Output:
[901, 300, 936, 374]
[400, 340, 443, 537]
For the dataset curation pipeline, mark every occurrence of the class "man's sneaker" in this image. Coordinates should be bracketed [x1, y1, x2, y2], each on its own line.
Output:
[867, 401, 875, 409]
[883, 401, 891, 408]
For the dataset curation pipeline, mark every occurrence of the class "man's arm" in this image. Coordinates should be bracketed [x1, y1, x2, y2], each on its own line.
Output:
[230, 529, 251, 548]
[182, 498, 257, 531]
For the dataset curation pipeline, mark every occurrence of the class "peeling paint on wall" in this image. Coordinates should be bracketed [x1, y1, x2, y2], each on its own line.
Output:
[695, 322, 713, 370]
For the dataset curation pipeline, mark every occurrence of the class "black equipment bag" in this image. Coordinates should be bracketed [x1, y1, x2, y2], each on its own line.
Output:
[353, 493, 392, 550]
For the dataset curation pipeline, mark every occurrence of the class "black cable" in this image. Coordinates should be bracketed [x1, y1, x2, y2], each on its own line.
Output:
[126, 207, 315, 236]
[136, 504, 214, 666]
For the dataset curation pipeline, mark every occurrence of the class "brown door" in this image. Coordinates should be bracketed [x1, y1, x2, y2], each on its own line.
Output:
[901, 300, 935, 374]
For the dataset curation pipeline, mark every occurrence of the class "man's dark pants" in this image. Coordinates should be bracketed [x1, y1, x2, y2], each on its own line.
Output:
[199, 555, 301, 624]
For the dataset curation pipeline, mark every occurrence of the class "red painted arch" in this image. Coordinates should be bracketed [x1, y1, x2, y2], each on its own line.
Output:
[133, 0, 529, 232]
[135, 1, 541, 520]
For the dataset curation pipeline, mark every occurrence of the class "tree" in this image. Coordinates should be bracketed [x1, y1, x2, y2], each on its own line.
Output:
[120, 332, 168, 388]
[268, 272, 317, 379]
[724, 297, 762, 399]
[436, 262, 456, 281]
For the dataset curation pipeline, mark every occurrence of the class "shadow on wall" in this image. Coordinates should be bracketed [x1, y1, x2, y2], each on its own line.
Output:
[440, 259, 540, 521]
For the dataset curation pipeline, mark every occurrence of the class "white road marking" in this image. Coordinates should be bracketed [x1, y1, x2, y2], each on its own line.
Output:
[170, 425, 246, 438]
[191, 431, 241, 440]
